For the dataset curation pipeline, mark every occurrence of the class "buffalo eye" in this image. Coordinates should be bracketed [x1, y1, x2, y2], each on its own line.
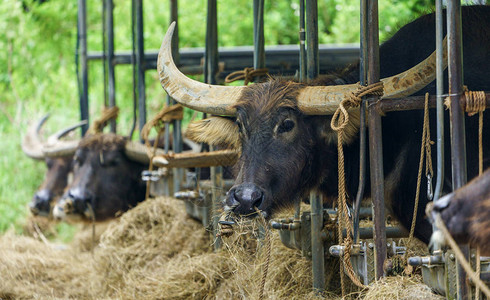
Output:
[235, 119, 243, 133]
[278, 119, 295, 134]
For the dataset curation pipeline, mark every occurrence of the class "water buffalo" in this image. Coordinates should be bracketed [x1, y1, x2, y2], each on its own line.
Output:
[51, 133, 155, 222]
[22, 115, 86, 217]
[158, 5, 490, 244]
[429, 168, 490, 255]
[51, 132, 199, 222]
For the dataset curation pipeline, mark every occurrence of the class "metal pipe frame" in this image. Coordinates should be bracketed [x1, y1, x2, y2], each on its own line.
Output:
[136, 0, 146, 137]
[305, 0, 319, 80]
[253, 0, 265, 77]
[170, 0, 183, 195]
[377, 94, 490, 113]
[78, 0, 89, 135]
[353, 0, 368, 244]
[365, 0, 387, 280]
[310, 192, 325, 293]
[433, 0, 445, 202]
[446, 0, 469, 298]
[299, 0, 306, 82]
[105, 0, 116, 132]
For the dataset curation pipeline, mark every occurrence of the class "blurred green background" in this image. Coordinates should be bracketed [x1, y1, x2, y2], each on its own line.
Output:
[0, 0, 433, 237]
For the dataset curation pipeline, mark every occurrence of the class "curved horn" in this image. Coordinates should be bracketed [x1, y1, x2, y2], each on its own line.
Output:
[43, 120, 88, 157]
[159, 23, 446, 116]
[22, 114, 50, 160]
[297, 37, 447, 115]
[124, 141, 166, 164]
[158, 22, 244, 116]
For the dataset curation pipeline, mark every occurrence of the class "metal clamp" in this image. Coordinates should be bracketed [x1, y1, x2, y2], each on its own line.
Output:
[141, 169, 166, 182]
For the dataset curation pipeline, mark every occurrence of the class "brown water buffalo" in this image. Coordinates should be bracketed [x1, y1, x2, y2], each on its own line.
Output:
[22, 115, 86, 217]
[429, 168, 490, 255]
[158, 6, 490, 243]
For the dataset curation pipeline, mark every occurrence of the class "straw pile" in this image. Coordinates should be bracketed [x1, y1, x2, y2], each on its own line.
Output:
[0, 196, 442, 299]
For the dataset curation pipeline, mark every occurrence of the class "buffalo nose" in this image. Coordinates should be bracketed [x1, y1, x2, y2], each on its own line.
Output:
[68, 188, 93, 212]
[227, 183, 264, 215]
[30, 189, 52, 215]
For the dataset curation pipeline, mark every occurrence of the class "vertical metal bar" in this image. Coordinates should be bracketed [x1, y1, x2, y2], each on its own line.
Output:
[446, 1, 469, 298]
[366, 0, 386, 280]
[305, 0, 318, 80]
[101, 0, 108, 109]
[78, 0, 89, 135]
[106, 0, 116, 133]
[299, 0, 306, 82]
[253, 0, 265, 76]
[434, 0, 445, 202]
[136, 0, 146, 137]
[129, 0, 137, 139]
[205, 0, 218, 85]
[204, 0, 220, 250]
[354, 0, 368, 244]
[310, 192, 325, 293]
[305, 0, 323, 292]
[170, 0, 182, 194]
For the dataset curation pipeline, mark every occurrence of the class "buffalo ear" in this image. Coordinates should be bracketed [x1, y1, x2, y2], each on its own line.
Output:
[185, 117, 240, 150]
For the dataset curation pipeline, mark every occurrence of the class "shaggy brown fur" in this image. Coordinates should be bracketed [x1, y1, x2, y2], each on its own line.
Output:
[185, 117, 241, 150]
[77, 132, 127, 153]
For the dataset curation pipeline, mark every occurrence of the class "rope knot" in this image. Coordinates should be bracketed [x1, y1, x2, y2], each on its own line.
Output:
[225, 67, 269, 85]
[331, 82, 384, 132]
[141, 104, 184, 144]
[88, 106, 120, 134]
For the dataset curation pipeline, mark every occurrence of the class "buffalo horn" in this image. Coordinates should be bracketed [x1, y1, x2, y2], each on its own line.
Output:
[43, 120, 88, 157]
[124, 141, 166, 164]
[22, 114, 50, 160]
[159, 22, 446, 116]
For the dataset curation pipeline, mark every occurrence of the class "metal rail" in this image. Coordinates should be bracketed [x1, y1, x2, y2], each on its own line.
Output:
[77, 0, 88, 135]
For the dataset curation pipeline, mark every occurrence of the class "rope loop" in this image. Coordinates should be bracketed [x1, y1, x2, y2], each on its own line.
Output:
[465, 89, 486, 116]
[331, 82, 384, 132]
[141, 104, 184, 145]
[225, 67, 269, 85]
[87, 106, 120, 134]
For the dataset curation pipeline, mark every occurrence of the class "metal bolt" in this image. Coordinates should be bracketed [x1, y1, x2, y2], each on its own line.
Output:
[368, 243, 374, 249]
[450, 254, 455, 261]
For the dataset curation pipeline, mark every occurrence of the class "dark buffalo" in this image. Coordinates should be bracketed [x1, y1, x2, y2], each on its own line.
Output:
[51, 132, 198, 222]
[429, 168, 490, 255]
[52, 133, 152, 222]
[158, 6, 490, 243]
[22, 115, 86, 217]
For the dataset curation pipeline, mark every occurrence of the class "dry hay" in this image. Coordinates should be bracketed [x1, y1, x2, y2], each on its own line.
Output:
[360, 275, 444, 300]
[0, 195, 443, 300]
[0, 231, 100, 299]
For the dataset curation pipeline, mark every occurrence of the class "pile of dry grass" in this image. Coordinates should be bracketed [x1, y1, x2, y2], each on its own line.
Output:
[0, 231, 101, 299]
[0, 196, 444, 299]
[361, 276, 444, 300]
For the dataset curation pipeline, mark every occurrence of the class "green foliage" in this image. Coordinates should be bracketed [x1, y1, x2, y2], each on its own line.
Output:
[0, 0, 435, 235]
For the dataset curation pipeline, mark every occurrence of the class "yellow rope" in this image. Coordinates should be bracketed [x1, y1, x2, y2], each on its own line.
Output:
[224, 67, 269, 85]
[330, 82, 384, 295]
[407, 93, 433, 257]
[87, 106, 120, 134]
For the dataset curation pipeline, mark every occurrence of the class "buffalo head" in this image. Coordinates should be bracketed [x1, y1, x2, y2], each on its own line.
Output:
[22, 115, 86, 217]
[53, 133, 151, 222]
[157, 22, 442, 219]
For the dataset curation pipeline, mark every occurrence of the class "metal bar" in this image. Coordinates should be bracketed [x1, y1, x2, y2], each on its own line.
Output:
[365, 0, 386, 280]
[354, 0, 369, 244]
[205, 0, 219, 85]
[136, 0, 146, 138]
[446, 0, 469, 298]
[129, 0, 137, 139]
[253, 0, 265, 80]
[323, 226, 408, 241]
[299, 0, 306, 82]
[310, 192, 325, 293]
[376, 94, 490, 112]
[78, 0, 89, 135]
[434, 0, 445, 202]
[106, 0, 116, 133]
[101, 0, 108, 108]
[305, 0, 318, 80]
[170, 0, 182, 194]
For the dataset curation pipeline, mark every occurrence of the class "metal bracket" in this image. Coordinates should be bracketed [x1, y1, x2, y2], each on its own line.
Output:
[141, 169, 167, 182]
